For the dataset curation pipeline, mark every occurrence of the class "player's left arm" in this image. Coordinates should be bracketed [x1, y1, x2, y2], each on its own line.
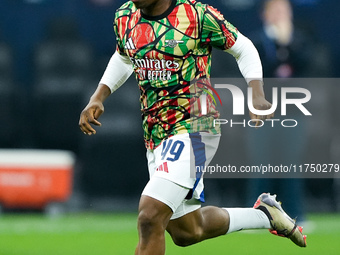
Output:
[201, 5, 273, 124]
[226, 32, 274, 124]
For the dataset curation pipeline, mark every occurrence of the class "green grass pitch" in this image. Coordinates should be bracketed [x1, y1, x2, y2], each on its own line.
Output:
[0, 213, 339, 255]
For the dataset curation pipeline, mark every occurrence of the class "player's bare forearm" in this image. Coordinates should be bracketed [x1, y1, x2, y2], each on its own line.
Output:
[248, 80, 274, 125]
[79, 84, 111, 135]
[249, 80, 265, 98]
[89, 83, 112, 104]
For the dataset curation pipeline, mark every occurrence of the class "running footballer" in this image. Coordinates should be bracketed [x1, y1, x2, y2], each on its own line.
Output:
[79, 0, 307, 254]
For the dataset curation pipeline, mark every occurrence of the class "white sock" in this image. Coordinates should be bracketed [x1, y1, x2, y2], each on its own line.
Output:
[224, 208, 271, 234]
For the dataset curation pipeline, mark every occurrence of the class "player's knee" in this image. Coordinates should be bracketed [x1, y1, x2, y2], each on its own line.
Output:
[137, 210, 164, 237]
[138, 211, 156, 235]
[170, 228, 203, 247]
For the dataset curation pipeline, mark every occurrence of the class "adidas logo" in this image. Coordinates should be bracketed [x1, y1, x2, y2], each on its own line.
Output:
[125, 38, 136, 50]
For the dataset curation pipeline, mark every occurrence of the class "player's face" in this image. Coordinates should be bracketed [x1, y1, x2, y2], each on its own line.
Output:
[131, 0, 161, 9]
[132, 0, 172, 16]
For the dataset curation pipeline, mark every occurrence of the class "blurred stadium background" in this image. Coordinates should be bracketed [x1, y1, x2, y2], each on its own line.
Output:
[0, 0, 339, 254]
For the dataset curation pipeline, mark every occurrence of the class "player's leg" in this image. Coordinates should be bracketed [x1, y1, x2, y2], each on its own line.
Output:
[167, 193, 307, 247]
[135, 176, 192, 255]
[166, 206, 229, 246]
[135, 132, 210, 254]
[166, 203, 271, 247]
[135, 195, 173, 255]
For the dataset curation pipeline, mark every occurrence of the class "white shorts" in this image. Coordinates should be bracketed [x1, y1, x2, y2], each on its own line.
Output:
[142, 132, 220, 219]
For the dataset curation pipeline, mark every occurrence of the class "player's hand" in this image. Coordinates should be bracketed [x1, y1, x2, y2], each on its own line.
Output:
[249, 96, 274, 127]
[79, 100, 104, 135]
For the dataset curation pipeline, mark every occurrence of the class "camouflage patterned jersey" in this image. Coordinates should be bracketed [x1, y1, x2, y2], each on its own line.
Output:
[114, 0, 238, 149]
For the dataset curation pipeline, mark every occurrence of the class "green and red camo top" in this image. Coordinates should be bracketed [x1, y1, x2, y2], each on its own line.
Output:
[114, 0, 238, 149]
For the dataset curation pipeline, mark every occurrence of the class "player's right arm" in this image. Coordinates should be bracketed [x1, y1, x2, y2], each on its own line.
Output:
[79, 84, 111, 135]
[79, 83, 110, 135]
[79, 10, 133, 135]
[79, 51, 134, 135]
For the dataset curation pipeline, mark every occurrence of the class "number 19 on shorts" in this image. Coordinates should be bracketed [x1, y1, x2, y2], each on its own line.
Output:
[161, 140, 185, 162]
